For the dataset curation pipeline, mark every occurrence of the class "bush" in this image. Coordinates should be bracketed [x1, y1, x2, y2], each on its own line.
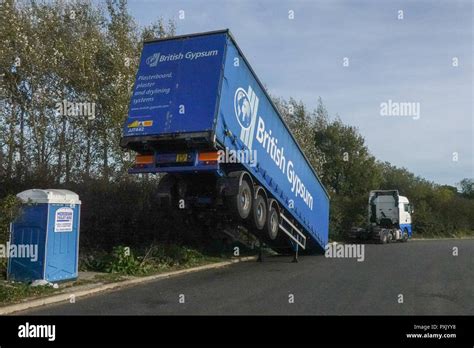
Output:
[0, 258, 7, 280]
[0, 194, 22, 244]
[105, 246, 151, 275]
[79, 244, 211, 276]
[151, 244, 205, 267]
[79, 251, 110, 272]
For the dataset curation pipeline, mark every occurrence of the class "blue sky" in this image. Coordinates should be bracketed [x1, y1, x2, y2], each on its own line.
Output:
[125, 0, 472, 186]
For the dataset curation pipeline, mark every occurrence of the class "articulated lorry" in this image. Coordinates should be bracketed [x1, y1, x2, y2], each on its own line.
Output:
[348, 190, 414, 243]
[120, 29, 330, 256]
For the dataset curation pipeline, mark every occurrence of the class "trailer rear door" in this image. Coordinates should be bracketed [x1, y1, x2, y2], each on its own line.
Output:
[123, 32, 226, 138]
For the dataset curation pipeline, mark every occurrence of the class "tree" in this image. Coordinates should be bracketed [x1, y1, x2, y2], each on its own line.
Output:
[0, 0, 175, 183]
[458, 178, 474, 198]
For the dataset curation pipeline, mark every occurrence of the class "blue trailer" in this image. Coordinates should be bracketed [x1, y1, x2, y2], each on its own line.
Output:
[121, 29, 330, 256]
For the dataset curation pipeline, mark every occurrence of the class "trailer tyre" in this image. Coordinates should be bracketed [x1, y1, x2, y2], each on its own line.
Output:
[266, 200, 279, 241]
[251, 193, 267, 231]
[157, 174, 177, 210]
[230, 179, 252, 220]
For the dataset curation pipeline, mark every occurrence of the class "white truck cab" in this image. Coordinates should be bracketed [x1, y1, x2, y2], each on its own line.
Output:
[368, 190, 413, 240]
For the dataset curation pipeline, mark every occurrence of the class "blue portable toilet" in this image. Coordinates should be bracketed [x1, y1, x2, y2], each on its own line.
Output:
[8, 189, 81, 283]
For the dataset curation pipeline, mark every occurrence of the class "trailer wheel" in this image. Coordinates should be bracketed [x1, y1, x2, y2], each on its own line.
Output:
[251, 192, 267, 230]
[229, 178, 252, 220]
[157, 174, 177, 210]
[266, 199, 279, 241]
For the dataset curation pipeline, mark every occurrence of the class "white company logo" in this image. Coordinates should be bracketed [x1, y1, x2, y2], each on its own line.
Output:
[234, 86, 259, 150]
[233, 86, 314, 211]
[145, 50, 219, 67]
[146, 52, 161, 67]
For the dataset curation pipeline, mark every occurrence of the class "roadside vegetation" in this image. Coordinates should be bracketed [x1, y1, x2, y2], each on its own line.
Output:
[0, 0, 472, 305]
[0, 281, 57, 305]
[79, 245, 226, 276]
[0, 240, 253, 305]
[275, 98, 474, 240]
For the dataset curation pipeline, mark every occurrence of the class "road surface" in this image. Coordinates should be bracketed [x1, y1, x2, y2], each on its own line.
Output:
[20, 239, 474, 315]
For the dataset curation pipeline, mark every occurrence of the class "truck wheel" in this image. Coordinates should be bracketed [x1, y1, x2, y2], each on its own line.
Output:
[402, 229, 409, 242]
[230, 179, 252, 220]
[251, 193, 267, 231]
[266, 200, 279, 241]
[381, 232, 388, 244]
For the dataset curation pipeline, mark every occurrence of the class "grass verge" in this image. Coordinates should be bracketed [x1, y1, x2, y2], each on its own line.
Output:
[0, 244, 253, 306]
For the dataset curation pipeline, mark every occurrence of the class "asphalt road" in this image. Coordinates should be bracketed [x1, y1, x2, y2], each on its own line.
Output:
[20, 239, 474, 315]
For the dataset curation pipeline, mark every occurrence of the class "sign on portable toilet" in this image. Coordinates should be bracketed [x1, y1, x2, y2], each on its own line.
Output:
[8, 189, 81, 283]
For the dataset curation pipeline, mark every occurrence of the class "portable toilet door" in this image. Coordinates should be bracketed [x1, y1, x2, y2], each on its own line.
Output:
[45, 190, 81, 282]
[7, 198, 48, 282]
[8, 189, 81, 283]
